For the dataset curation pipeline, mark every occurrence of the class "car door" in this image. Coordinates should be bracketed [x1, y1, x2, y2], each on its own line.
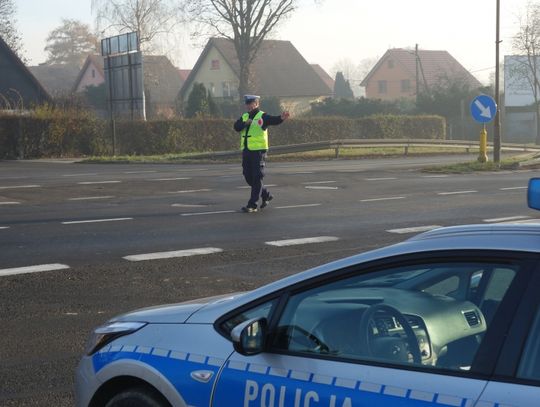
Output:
[473, 259, 540, 407]
[212, 252, 532, 407]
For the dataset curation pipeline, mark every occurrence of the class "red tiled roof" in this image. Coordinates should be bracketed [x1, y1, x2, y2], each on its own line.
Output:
[361, 48, 482, 89]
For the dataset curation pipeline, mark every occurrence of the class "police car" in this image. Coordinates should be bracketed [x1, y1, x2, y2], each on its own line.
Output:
[76, 179, 540, 407]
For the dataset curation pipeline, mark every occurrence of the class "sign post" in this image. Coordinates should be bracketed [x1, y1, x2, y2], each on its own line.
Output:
[470, 95, 497, 163]
[101, 32, 144, 155]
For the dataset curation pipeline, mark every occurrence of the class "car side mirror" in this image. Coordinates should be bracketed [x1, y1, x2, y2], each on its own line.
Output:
[231, 318, 267, 356]
[528, 178, 540, 210]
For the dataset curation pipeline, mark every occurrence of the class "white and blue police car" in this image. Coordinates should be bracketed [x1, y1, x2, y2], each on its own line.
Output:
[76, 179, 540, 407]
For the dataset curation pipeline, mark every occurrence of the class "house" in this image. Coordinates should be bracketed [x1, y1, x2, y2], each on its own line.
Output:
[361, 48, 482, 101]
[503, 55, 540, 143]
[0, 36, 50, 109]
[73, 54, 185, 118]
[72, 55, 105, 93]
[178, 38, 333, 114]
[29, 63, 80, 97]
[311, 64, 335, 95]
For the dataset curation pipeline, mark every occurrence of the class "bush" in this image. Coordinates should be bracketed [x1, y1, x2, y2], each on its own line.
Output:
[0, 111, 445, 158]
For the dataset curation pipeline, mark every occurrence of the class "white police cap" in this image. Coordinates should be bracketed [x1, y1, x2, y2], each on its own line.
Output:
[244, 94, 260, 103]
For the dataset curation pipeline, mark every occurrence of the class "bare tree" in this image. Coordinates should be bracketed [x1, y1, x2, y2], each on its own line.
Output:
[186, 0, 299, 99]
[331, 57, 377, 97]
[512, 1, 540, 144]
[0, 0, 25, 60]
[91, 0, 182, 53]
[45, 19, 99, 66]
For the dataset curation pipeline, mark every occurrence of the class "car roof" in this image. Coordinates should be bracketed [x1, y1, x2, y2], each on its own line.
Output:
[189, 223, 540, 323]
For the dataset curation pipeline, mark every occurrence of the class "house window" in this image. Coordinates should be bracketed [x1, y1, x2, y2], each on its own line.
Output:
[388, 60, 394, 69]
[211, 59, 220, 70]
[401, 79, 411, 92]
[209, 82, 215, 95]
[92, 69, 96, 79]
[378, 80, 387, 94]
[222, 82, 231, 97]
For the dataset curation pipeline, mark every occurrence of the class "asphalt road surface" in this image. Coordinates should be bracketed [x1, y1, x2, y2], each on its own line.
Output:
[1, 155, 539, 406]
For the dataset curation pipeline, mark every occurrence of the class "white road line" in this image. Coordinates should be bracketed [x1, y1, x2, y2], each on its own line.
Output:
[387, 225, 442, 234]
[77, 181, 121, 185]
[500, 186, 527, 191]
[437, 190, 477, 195]
[171, 203, 209, 208]
[361, 196, 405, 202]
[62, 217, 133, 225]
[365, 177, 397, 181]
[124, 247, 223, 262]
[484, 215, 531, 223]
[302, 181, 337, 185]
[276, 204, 322, 209]
[0, 202, 20, 205]
[68, 196, 114, 201]
[124, 170, 157, 174]
[304, 186, 339, 190]
[0, 263, 70, 277]
[168, 189, 212, 194]
[511, 219, 540, 224]
[62, 173, 98, 177]
[0, 226, 10, 230]
[181, 210, 236, 216]
[0, 185, 40, 190]
[266, 236, 339, 247]
[148, 177, 191, 181]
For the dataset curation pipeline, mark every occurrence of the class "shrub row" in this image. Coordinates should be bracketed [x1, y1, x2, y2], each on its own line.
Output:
[0, 114, 445, 158]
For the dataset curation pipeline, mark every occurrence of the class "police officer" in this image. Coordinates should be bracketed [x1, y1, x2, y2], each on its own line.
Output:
[234, 94, 290, 212]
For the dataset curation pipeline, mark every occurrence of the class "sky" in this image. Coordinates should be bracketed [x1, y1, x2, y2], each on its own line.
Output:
[15, 0, 530, 85]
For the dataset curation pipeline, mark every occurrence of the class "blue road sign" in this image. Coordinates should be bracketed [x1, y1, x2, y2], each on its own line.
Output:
[470, 95, 497, 123]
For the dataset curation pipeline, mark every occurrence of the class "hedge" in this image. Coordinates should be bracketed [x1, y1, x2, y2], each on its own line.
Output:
[0, 114, 445, 159]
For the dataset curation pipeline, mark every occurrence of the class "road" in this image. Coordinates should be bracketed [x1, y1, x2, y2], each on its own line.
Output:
[0, 155, 538, 406]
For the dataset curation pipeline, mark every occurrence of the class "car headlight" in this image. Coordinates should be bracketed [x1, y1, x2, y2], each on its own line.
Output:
[84, 321, 147, 355]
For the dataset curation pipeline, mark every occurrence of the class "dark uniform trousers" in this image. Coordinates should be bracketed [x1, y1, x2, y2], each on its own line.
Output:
[242, 149, 269, 208]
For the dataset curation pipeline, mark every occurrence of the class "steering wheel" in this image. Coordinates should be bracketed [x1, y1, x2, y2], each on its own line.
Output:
[358, 304, 421, 364]
[286, 325, 330, 354]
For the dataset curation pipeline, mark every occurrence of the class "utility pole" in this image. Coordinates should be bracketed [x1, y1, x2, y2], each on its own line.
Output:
[494, 0, 502, 163]
[415, 44, 420, 104]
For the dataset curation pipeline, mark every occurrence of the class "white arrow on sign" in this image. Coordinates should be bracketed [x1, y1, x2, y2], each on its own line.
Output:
[474, 99, 492, 119]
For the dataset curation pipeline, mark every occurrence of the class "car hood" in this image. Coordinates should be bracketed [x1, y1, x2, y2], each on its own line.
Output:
[111, 292, 245, 324]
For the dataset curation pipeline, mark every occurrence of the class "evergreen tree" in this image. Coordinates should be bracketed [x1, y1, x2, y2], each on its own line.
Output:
[334, 71, 355, 100]
[185, 83, 222, 118]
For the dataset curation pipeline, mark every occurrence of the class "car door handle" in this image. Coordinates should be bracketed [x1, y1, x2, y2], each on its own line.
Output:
[190, 370, 214, 383]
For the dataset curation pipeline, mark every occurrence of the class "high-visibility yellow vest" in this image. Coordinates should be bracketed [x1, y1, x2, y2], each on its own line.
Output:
[241, 111, 268, 150]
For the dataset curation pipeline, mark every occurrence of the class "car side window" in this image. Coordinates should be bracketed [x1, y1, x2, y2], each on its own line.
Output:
[271, 261, 518, 373]
[517, 306, 540, 381]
